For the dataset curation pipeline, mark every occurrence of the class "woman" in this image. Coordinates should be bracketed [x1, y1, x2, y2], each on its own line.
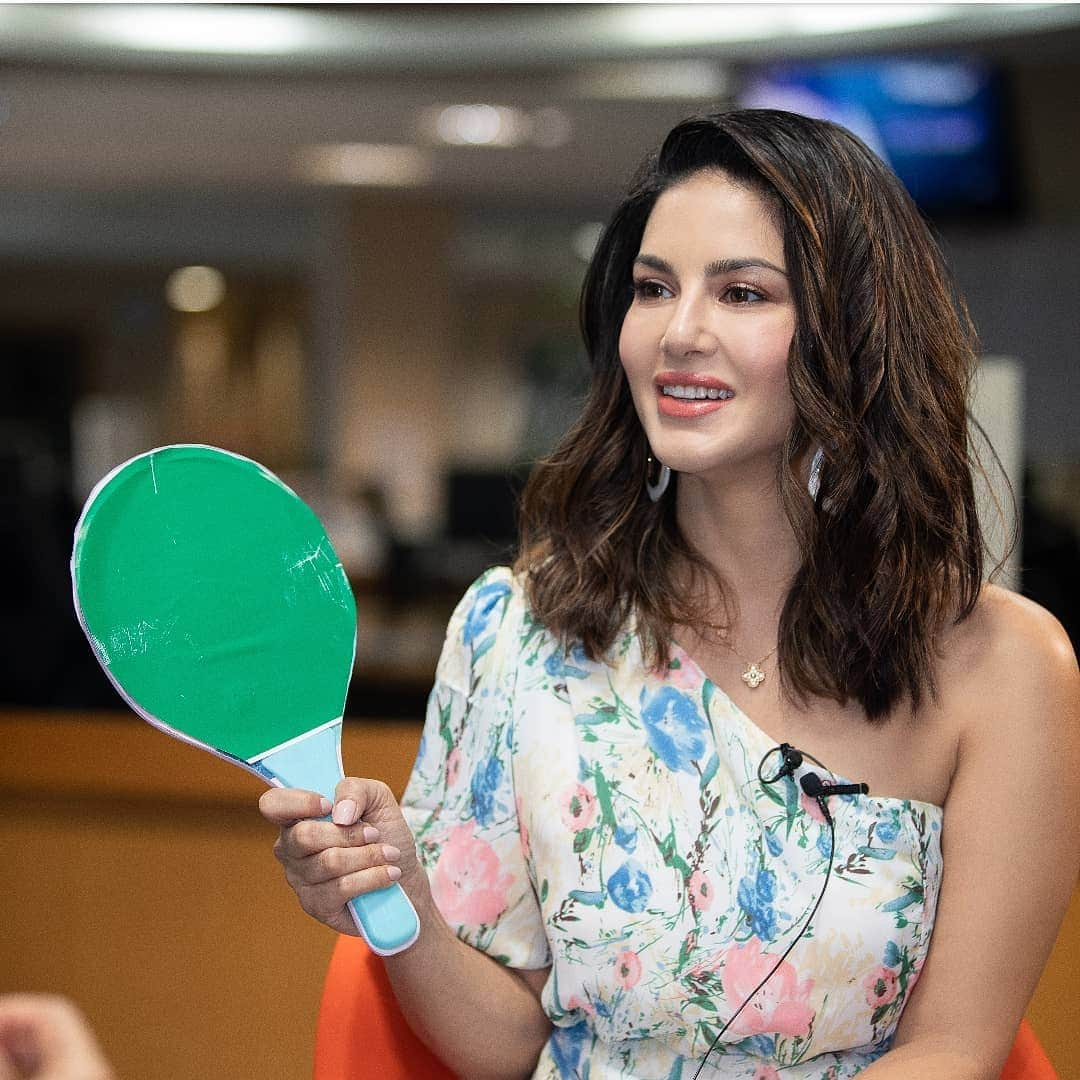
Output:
[261, 110, 1079, 1079]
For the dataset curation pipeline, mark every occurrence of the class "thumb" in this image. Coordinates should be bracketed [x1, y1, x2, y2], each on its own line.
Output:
[332, 777, 399, 828]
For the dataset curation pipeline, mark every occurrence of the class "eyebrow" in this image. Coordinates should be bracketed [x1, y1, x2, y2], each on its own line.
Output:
[633, 253, 788, 278]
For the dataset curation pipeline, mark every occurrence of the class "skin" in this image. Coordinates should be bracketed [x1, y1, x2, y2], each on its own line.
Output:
[261, 171, 1080, 1079]
[261, 781, 551, 1080]
[0, 995, 114, 1080]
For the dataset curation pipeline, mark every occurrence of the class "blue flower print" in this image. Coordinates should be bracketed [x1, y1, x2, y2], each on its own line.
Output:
[640, 686, 709, 774]
[608, 859, 653, 913]
[614, 822, 639, 853]
[883, 940, 901, 967]
[876, 816, 900, 844]
[817, 828, 833, 859]
[737, 869, 778, 939]
[549, 1020, 590, 1078]
[545, 642, 591, 680]
[470, 754, 503, 826]
[764, 827, 783, 858]
[741, 1034, 776, 1060]
[462, 580, 511, 647]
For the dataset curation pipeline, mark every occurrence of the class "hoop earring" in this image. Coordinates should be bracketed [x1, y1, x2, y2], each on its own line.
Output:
[645, 453, 671, 502]
[807, 446, 824, 501]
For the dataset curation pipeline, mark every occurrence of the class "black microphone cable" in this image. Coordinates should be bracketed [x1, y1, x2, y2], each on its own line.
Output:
[690, 744, 860, 1079]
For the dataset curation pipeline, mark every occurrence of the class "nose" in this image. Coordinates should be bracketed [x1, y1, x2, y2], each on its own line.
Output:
[660, 291, 717, 359]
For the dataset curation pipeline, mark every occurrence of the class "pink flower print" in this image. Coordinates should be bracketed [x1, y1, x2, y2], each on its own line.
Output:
[753, 1067, 781, 1080]
[800, 787, 828, 824]
[565, 994, 596, 1016]
[720, 938, 814, 1038]
[559, 782, 598, 832]
[862, 965, 900, 1008]
[432, 822, 513, 926]
[687, 868, 714, 912]
[615, 949, 642, 989]
[667, 644, 705, 691]
[445, 747, 462, 787]
[515, 795, 531, 861]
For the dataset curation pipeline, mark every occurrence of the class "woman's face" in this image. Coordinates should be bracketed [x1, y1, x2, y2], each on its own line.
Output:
[618, 170, 797, 486]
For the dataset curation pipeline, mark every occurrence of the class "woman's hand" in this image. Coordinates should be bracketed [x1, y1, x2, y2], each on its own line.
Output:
[259, 778, 428, 937]
[0, 995, 113, 1080]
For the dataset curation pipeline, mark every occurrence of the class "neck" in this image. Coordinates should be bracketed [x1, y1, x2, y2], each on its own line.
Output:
[674, 466, 802, 643]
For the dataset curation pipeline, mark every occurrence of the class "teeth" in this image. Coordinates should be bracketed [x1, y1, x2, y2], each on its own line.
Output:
[661, 385, 733, 400]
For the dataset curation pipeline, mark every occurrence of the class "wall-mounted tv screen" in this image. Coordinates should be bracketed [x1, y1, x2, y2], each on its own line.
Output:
[739, 56, 1018, 220]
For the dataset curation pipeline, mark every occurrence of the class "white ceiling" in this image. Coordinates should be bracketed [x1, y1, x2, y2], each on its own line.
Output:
[1, 3, 1078, 206]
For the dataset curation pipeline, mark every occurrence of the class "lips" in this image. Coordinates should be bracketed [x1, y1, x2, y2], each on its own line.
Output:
[654, 372, 734, 418]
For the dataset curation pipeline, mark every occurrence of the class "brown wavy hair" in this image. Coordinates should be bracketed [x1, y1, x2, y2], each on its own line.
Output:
[514, 109, 989, 721]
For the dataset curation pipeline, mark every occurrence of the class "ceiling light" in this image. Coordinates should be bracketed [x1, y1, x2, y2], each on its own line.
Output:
[423, 105, 572, 149]
[79, 6, 318, 55]
[166, 266, 226, 313]
[435, 105, 529, 147]
[298, 144, 433, 187]
[615, 5, 949, 47]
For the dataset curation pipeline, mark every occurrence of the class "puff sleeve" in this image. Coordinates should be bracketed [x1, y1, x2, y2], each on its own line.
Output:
[400, 567, 550, 970]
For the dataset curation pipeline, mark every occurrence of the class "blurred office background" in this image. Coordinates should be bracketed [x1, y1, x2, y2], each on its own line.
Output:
[2, 5, 1079, 1078]
[2, 2, 1080, 718]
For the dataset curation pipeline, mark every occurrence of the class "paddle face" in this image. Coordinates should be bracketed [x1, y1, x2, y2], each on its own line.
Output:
[71, 445, 356, 763]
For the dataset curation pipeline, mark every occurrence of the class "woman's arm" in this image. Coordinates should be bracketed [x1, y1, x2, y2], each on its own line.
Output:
[261, 780, 552, 1080]
[384, 880, 552, 1080]
[859, 590, 1080, 1079]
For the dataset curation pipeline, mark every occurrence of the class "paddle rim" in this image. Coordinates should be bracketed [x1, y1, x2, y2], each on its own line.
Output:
[69, 442, 355, 777]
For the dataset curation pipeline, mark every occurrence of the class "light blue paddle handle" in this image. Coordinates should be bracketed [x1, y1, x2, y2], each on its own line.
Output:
[250, 720, 420, 956]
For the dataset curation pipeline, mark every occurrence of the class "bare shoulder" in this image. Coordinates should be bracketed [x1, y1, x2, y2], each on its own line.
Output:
[944, 584, 1076, 687]
[939, 583, 1079, 748]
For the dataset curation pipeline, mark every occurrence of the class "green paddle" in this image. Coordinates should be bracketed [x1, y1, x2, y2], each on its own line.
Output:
[71, 444, 419, 955]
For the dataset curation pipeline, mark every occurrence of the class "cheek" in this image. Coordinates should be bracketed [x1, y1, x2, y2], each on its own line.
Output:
[617, 315, 650, 386]
[745, 323, 794, 390]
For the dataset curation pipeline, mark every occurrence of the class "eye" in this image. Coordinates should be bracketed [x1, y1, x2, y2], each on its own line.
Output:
[723, 283, 766, 305]
[632, 279, 673, 302]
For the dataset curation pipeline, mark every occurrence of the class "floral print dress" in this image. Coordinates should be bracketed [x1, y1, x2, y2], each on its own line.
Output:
[401, 568, 944, 1079]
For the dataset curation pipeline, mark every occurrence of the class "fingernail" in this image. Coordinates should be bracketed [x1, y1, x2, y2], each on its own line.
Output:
[363, 826, 380, 843]
[382, 844, 401, 861]
[332, 799, 358, 825]
[319, 797, 333, 816]
[386, 865, 402, 881]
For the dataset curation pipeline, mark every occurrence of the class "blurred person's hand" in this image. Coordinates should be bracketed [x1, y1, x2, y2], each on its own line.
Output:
[0, 996, 113, 1080]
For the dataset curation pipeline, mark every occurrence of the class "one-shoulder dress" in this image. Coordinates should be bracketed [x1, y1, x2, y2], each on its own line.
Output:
[401, 568, 944, 1079]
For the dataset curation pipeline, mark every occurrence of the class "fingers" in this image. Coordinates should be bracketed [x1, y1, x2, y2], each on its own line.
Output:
[260, 776, 417, 935]
[289, 862, 404, 928]
[284, 839, 402, 888]
[280, 837, 404, 930]
[272, 814, 383, 861]
[258, 787, 332, 826]
[0, 994, 113, 1080]
[333, 777, 399, 827]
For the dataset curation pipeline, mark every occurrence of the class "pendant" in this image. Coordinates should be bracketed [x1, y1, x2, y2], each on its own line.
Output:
[741, 662, 767, 689]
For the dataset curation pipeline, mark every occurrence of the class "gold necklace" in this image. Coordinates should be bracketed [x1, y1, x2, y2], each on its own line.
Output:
[733, 644, 778, 689]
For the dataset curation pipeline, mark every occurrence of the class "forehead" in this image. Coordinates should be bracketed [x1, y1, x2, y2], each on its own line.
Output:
[640, 171, 784, 264]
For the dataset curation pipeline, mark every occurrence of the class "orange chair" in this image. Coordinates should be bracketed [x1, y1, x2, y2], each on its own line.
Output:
[314, 934, 458, 1080]
[313, 934, 1056, 1080]
[1000, 1019, 1058, 1080]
